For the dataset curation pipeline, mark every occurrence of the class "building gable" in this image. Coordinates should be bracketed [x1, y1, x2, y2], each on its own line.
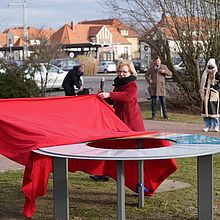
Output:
[0, 33, 7, 47]
[95, 25, 112, 45]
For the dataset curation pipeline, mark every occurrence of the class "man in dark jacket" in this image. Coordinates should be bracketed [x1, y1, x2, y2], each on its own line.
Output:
[62, 64, 85, 96]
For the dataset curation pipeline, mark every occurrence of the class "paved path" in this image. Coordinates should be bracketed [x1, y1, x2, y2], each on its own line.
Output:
[144, 119, 219, 137]
[1, 119, 218, 172]
[0, 154, 24, 172]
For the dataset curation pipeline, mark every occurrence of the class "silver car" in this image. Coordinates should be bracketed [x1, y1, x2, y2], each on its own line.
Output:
[97, 61, 116, 74]
[27, 64, 68, 90]
[51, 59, 80, 71]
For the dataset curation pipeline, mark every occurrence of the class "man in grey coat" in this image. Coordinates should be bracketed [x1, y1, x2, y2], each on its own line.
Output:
[145, 56, 172, 120]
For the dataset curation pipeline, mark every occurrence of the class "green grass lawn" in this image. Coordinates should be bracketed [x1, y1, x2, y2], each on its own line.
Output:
[0, 156, 219, 219]
[139, 101, 203, 124]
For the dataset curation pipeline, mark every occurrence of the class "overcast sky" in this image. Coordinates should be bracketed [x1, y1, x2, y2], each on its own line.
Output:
[0, 0, 106, 32]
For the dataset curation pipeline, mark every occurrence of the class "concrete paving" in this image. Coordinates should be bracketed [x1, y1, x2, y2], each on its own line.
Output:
[0, 154, 24, 172]
[143, 119, 219, 137]
[156, 179, 191, 193]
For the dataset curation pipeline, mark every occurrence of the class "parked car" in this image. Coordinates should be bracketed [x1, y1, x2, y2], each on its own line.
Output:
[174, 61, 187, 74]
[97, 61, 116, 74]
[173, 57, 206, 75]
[132, 59, 148, 73]
[27, 63, 68, 90]
[51, 59, 80, 71]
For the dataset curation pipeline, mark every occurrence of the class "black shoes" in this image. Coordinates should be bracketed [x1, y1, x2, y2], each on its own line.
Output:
[164, 115, 169, 120]
[89, 175, 109, 182]
[151, 115, 169, 120]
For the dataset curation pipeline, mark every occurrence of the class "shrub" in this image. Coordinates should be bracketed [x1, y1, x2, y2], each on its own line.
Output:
[0, 60, 40, 98]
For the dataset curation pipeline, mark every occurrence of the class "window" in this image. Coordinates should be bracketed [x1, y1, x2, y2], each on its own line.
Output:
[120, 29, 128, 35]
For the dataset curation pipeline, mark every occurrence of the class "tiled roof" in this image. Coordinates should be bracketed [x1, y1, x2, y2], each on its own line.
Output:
[1, 18, 138, 47]
[69, 24, 93, 44]
[6, 27, 56, 46]
[0, 33, 7, 47]
[52, 23, 91, 44]
[28, 27, 56, 39]
[79, 18, 138, 37]
[152, 14, 219, 40]
[14, 38, 22, 47]
[51, 22, 131, 45]
[107, 26, 130, 44]
[8, 27, 24, 37]
[79, 18, 117, 25]
[88, 26, 103, 36]
[51, 24, 72, 44]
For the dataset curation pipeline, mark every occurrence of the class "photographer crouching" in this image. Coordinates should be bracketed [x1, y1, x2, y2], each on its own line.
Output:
[62, 64, 85, 96]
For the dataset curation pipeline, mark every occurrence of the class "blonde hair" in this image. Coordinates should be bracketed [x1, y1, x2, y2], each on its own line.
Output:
[116, 59, 137, 77]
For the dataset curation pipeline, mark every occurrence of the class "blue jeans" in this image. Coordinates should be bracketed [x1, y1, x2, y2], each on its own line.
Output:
[151, 96, 168, 118]
[204, 117, 219, 128]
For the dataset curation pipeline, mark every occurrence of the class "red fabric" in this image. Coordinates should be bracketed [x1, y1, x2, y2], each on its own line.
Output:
[0, 95, 177, 218]
[70, 138, 177, 195]
[110, 81, 145, 131]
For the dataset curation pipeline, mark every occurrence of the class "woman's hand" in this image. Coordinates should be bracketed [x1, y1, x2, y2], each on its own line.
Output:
[97, 92, 110, 99]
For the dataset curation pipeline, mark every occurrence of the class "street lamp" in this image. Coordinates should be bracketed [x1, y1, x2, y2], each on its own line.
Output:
[8, 0, 28, 60]
[23, 0, 28, 59]
[9, 43, 13, 60]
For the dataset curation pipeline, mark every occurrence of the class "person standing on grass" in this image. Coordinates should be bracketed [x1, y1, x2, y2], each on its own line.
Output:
[200, 58, 220, 132]
[145, 56, 172, 120]
[90, 59, 145, 182]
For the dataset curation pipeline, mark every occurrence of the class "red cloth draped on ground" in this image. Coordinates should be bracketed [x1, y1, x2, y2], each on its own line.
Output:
[0, 95, 178, 218]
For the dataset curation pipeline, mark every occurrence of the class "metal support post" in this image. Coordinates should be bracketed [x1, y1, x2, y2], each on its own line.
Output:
[53, 157, 69, 220]
[117, 160, 125, 220]
[137, 140, 144, 207]
[197, 155, 213, 220]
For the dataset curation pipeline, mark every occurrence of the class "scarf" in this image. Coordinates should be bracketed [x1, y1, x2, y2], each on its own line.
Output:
[200, 64, 218, 100]
[113, 75, 136, 87]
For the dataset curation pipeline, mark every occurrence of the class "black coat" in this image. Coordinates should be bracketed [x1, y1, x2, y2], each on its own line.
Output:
[62, 66, 83, 96]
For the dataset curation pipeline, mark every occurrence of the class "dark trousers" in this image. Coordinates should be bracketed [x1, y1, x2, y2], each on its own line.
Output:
[151, 96, 168, 118]
[63, 85, 76, 96]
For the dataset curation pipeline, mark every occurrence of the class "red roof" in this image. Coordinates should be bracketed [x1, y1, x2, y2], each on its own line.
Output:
[79, 18, 138, 37]
[150, 14, 219, 40]
[88, 26, 103, 36]
[1, 18, 137, 47]
[5, 27, 56, 46]
[0, 33, 7, 47]
[51, 22, 130, 45]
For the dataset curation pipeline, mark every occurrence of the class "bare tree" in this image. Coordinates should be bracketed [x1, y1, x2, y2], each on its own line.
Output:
[25, 29, 64, 96]
[99, 0, 220, 107]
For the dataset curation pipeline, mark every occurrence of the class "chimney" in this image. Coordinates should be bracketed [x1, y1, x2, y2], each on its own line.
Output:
[70, 21, 75, 31]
